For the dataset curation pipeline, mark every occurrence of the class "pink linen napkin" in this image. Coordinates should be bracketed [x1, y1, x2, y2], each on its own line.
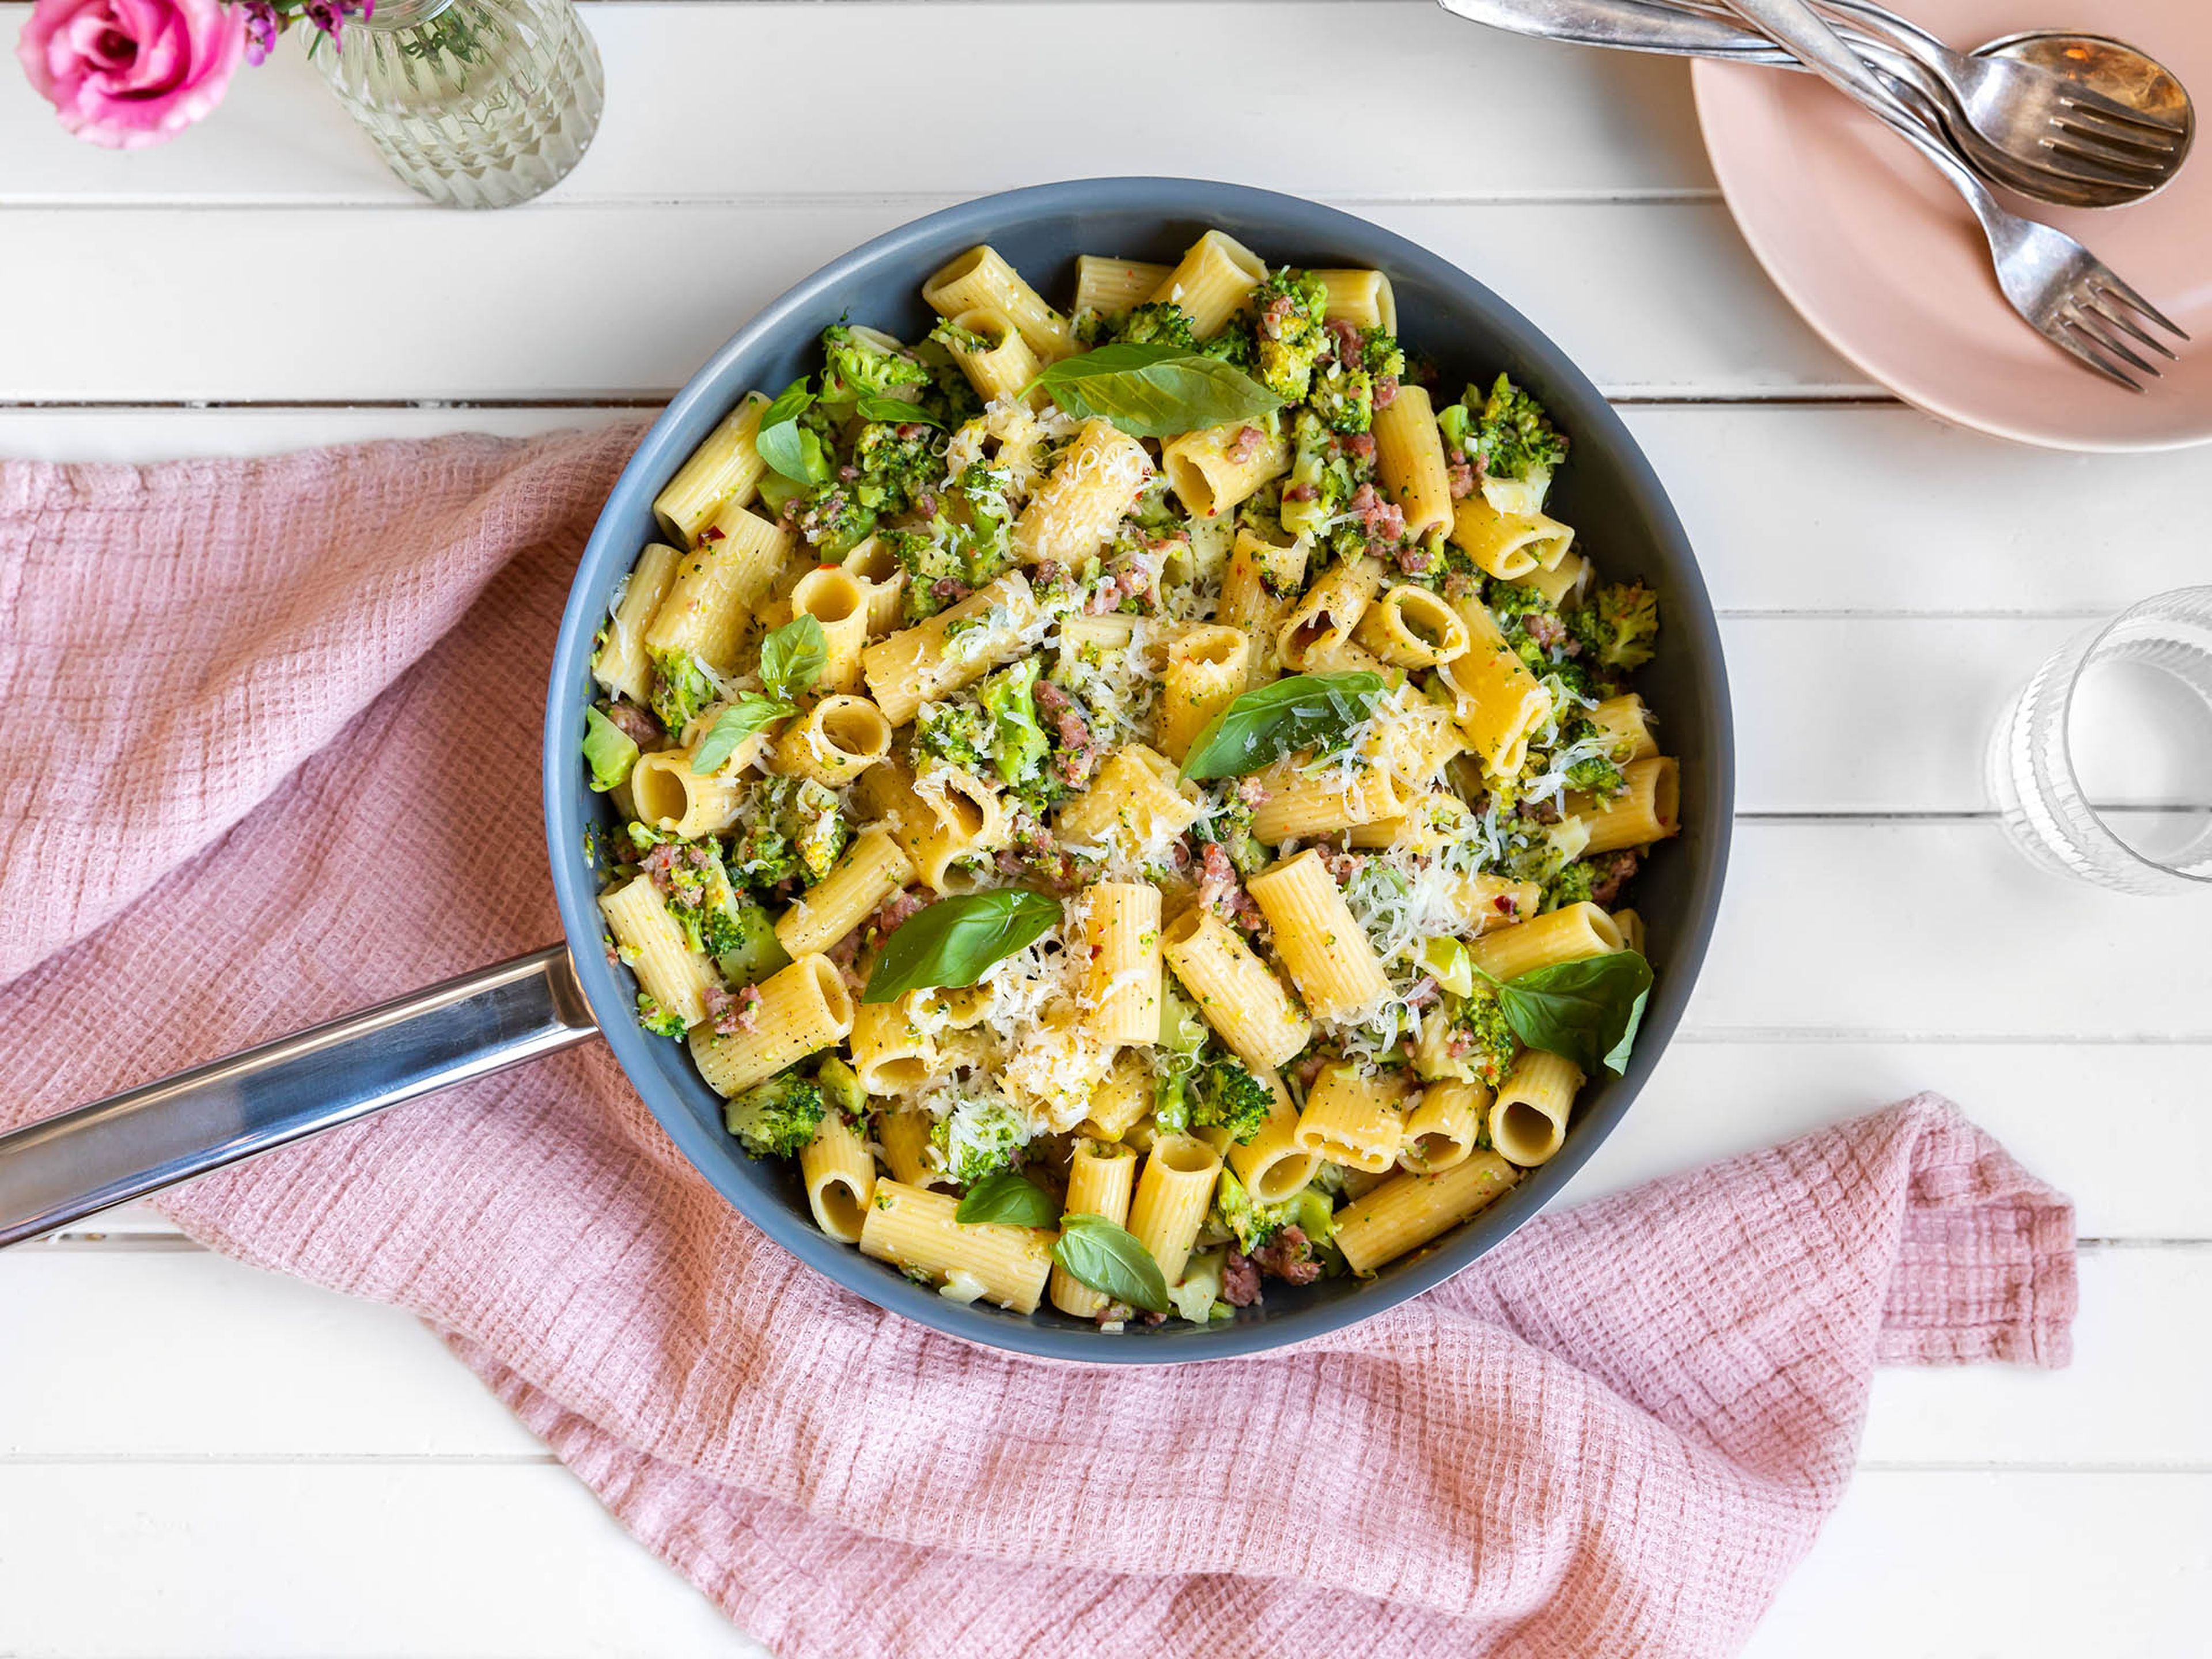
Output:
[0, 432, 2076, 1659]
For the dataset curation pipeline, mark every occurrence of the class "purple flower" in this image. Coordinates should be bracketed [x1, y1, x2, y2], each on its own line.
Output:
[240, 0, 278, 65]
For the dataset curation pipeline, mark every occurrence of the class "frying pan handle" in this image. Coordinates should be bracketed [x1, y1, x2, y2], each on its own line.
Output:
[0, 945, 600, 1247]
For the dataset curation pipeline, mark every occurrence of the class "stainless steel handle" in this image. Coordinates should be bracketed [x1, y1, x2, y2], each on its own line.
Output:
[1436, 0, 1794, 59]
[0, 945, 600, 1247]
[1716, 0, 1922, 124]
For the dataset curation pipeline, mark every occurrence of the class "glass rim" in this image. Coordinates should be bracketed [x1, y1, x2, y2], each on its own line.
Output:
[2052, 584, 2212, 888]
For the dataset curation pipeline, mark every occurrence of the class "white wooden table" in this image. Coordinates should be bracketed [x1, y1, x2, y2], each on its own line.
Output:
[2, 3, 2208, 1653]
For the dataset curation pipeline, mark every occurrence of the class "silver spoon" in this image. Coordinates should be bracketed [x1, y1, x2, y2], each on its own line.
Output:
[1438, 0, 2192, 207]
[1722, 0, 2195, 206]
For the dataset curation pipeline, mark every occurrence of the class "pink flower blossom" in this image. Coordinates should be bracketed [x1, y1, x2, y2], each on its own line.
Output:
[17, 0, 245, 149]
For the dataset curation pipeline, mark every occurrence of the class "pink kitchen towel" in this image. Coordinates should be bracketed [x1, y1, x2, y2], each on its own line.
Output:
[0, 431, 2077, 1659]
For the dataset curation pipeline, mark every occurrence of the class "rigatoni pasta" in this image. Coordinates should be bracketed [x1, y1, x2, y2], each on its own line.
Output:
[585, 232, 1677, 1331]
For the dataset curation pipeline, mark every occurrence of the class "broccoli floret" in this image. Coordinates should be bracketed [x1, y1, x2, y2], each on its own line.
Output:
[722, 1071, 827, 1158]
[728, 775, 847, 888]
[978, 658, 1049, 788]
[933, 1094, 1031, 1185]
[912, 333, 984, 426]
[1567, 581, 1660, 672]
[1191, 1056, 1274, 1144]
[927, 317, 991, 355]
[915, 698, 994, 774]
[1113, 302, 1198, 350]
[1308, 327, 1406, 436]
[815, 1055, 866, 1124]
[1248, 269, 1330, 402]
[1281, 410, 1369, 541]
[1442, 985, 1519, 1090]
[882, 463, 1017, 621]
[1542, 859, 1599, 913]
[1153, 1067, 1190, 1135]
[849, 421, 938, 520]
[1558, 719, 1627, 800]
[787, 480, 877, 562]
[637, 993, 687, 1040]
[653, 839, 750, 957]
[649, 649, 717, 735]
[819, 323, 931, 402]
[1442, 374, 1568, 514]
[1213, 1168, 1290, 1253]
[712, 897, 789, 986]
[1198, 315, 1258, 374]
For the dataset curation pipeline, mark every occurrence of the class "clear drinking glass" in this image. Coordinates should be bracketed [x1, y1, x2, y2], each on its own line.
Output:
[312, 0, 604, 210]
[1987, 586, 2212, 896]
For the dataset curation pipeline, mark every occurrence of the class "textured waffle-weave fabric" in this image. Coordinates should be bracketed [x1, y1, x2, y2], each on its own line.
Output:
[0, 431, 2077, 1659]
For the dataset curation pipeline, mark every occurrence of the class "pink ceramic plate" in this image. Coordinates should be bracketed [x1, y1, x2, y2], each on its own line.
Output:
[1694, 0, 2212, 450]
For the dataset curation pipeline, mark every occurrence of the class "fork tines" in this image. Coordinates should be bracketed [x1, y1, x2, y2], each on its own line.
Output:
[2057, 279, 2191, 392]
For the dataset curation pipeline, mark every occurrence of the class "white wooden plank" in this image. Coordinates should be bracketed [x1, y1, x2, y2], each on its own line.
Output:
[1559, 1041, 2212, 1241]
[0, 1463, 768, 1659]
[1745, 1471, 2212, 1659]
[3, 1245, 2202, 1464]
[1684, 820, 2211, 1040]
[10, 406, 2211, 622]
[0, 1460, 2198, 1657]
[0, 3, 1718, 204]
[1628, 404, 2212, 616]
[0, 1251, 542, 1459]
[0, 200, 1859, 403]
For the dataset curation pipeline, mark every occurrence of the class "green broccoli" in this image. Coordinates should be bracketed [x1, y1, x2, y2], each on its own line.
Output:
[914, 698, 994, 775]
[712, 896, 790, 987]
[933, 1094, 1031, 1185]
[1558, 719, 1627, 800]
[978, 658, 1049, 787]
[1567, 581, 1660, 672]
[1441, 374, 1569, 514]
[728, 775, 848, 888]
[1308, 328, 1405, 435]
[637, 993, 687, 1040]
[926, 316, 992, 355]
[1442, 984, 1520, 1090]
[883, 463, 1016, 620]
[912, 334, 984, 426]
[722, 1070, 827, 1158]
[1198, 315, 1258, 374]
[1541, 859, 1599, 914]
[815, 1055, 866, 1124]
[1190, 1055, 1274, 1143]
[849, 421, 938, 520]
[1113, 302, 1198, 350]
[1281, 410, 1365, 541]
[1213, 1168, 1288, 1253]
[1153, 1067, 1190, 1135]
[1248, 269, 1330, 402]
[654, 839, 750, 958]
[649, 649, 718, 735]
[819, 323, 931, 402]
[788, 480, 877, 562]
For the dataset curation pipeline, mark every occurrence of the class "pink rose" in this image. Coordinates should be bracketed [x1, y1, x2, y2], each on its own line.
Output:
[17, 0, 246, 150]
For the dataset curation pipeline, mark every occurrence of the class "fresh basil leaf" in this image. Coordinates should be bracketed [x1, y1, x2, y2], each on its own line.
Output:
[759, 376, 813, 431]
[1498, 950, 1654, 1077]
[758, 615, 827, 703]
[756, 377, 826, 485]
[862, 888, 1062, 1003]
[955, 1168, 1060, 1229]
[690, 695, 793, 775]
[1179, 671, 1385, 782]
[757, 421, 827, 487]
[1052, 1213, 1169, 1315]
[1029, 342, 1284, 439]
[855, 394, 943, 428]
[582, 706, 639, 793]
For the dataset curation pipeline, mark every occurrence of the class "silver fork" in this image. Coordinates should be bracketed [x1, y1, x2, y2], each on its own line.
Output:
[1720, 0, 2188, 389]
[1811, 0, 2192, 187]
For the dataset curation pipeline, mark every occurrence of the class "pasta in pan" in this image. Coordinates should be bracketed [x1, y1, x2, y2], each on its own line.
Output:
[584, 233, 1676, 1328]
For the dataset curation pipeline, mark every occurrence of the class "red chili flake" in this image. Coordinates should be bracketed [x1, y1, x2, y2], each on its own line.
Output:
[698, 525, 725, 544]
